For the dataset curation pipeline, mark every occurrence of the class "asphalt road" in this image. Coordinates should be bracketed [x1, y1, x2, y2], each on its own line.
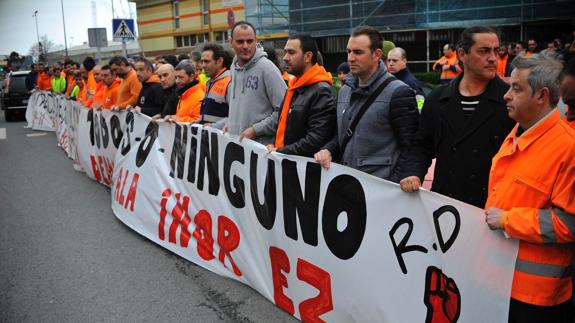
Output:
[0, 112, 296, 323]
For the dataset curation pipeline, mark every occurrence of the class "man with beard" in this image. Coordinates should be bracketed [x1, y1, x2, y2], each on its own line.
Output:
[132, 58, 164, 117]
[266, 34, 336, 157]
[109, 56, 142, 110]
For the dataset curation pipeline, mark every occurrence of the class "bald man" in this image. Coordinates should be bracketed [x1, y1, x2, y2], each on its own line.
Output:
[387, 47, 425, 109]
[153, 63, 179, 119]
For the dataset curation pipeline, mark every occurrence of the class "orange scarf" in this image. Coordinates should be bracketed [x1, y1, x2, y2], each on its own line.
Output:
[275, 64, 333, 148]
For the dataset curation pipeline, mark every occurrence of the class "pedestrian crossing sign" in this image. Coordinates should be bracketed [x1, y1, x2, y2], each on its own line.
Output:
[112, 19, 135, 41]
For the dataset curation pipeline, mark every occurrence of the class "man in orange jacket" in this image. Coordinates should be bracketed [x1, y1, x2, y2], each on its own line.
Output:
[433, 43, 461, 84]
[485, 54, 575, 322]
[165, 60, 204, 123]
[36, 64, 53, 91]
[99, 65, 121, 110]
[267, 34, 336, 157]
[109, 56, 142, 110]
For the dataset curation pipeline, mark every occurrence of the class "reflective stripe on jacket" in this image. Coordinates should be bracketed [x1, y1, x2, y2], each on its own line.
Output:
[486, 108, 575, 306]
[200, 68, 230, 124]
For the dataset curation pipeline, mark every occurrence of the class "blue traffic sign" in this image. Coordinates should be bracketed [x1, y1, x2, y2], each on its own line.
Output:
[112, 19, 135, 41]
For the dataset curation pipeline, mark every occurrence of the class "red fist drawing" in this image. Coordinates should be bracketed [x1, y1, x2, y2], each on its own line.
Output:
[423, 266, 461, 323]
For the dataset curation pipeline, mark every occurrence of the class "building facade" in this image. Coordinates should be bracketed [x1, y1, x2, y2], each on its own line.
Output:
[132, 0, 575, 72]
[133, 0, 245, 57]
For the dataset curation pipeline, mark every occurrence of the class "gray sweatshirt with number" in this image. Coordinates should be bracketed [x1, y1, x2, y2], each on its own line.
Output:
[216, 46, 287, 145]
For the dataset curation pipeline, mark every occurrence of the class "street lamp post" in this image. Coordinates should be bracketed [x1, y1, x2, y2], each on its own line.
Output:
[60, 0, 69, 57]
[33, 10, 43, 61]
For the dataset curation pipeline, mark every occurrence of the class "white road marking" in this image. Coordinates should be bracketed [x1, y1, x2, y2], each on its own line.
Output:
[26, 132, 47, 137]
[0, 128, 6, 140]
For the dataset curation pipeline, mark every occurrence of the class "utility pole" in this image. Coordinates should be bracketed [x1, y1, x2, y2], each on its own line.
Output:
[33, 10, 43, 61]
[60, 0, 69, 57]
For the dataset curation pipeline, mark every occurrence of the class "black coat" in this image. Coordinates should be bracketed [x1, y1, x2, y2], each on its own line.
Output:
[161, 84, 178, 117]
[277, 81, 336, 158]
[393, 67, 424, 97]
[137, 79, 164, 117]
[412, 74, 515, 207]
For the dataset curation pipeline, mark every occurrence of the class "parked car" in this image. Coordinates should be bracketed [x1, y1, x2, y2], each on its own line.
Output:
[1, 70, 31, 121]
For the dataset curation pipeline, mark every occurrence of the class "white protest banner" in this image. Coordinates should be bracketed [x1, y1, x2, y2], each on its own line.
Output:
[25, 91, 58, 131]
[76, 108, 131, 186]
[111, 113, 519, 323]
[56, 99, 84, 171]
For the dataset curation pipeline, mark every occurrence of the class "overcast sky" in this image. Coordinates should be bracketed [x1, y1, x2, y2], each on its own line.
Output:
[0, 0, 137, 55]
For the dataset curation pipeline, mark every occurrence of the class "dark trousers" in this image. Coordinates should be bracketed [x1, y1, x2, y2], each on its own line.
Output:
[509, 298, 574, 323]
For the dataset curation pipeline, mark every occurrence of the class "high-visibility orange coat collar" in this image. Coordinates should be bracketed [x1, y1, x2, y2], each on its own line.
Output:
[507, 108, 561, 152]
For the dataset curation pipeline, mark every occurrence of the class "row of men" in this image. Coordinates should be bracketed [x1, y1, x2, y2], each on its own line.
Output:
[428, 35, 575, 84]
[45, 21, 574, 322]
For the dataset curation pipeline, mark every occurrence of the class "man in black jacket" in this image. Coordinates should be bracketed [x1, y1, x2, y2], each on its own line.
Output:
[133, 58, 164, 117]
[267, 33, 336, 158]
[400, 26, 516, 208]
[152, 63, 178, 119]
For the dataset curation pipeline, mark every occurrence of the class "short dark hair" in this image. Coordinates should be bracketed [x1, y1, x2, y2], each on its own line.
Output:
[337, 62, 350, 73]
[162, 55, 179, 67]
[288, 33, 319, 65]
[190, 52, 201, 61]
[457, 26, 499, 53]
[174, 59, 196, 77]
[135, 57, 153, 72]
[178, 54, 190, 62]
[351, 26, 382, 52]
[100, 65, 113, 74]
[82, 57, 96, 71]
[231, 21, 256, 37]
[563, 57, 575, 78]
[202, 43, 232, 69]
[108, 56, 129, 66]
[445, 43, 456, 51]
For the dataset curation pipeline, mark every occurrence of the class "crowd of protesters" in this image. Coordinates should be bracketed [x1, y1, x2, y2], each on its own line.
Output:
[23, 21, 575, 322]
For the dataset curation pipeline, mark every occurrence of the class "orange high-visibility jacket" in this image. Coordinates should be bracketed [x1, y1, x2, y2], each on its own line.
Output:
[497, 54, 509, 78]
[101, 79, 122, 109]
[116, 70, 142, 108]
[485, 109, 575, 306]
[92, 82, 105, 108]
[65, 74, 75, 96]
[176, 83, 205, 123]
[77, 86, 88, 106]
[433, 55, 461, 80]
[37, 72, 53, 91]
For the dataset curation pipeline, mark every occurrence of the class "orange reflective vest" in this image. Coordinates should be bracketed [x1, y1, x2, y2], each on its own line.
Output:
[65, 74, 75, 96]
[497, 54, 509, 78]
[199, 68, 231, 123]
[37, 72, 52, 91]
[176, 83, 205, 123]
[101, 79, 121, 109]
[433, 55, 461, 80]
[485, 109, 575, 306]
[116, 70, 142, 108]
[77, 86, 88, 106]
[92, 82, 106, 108]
